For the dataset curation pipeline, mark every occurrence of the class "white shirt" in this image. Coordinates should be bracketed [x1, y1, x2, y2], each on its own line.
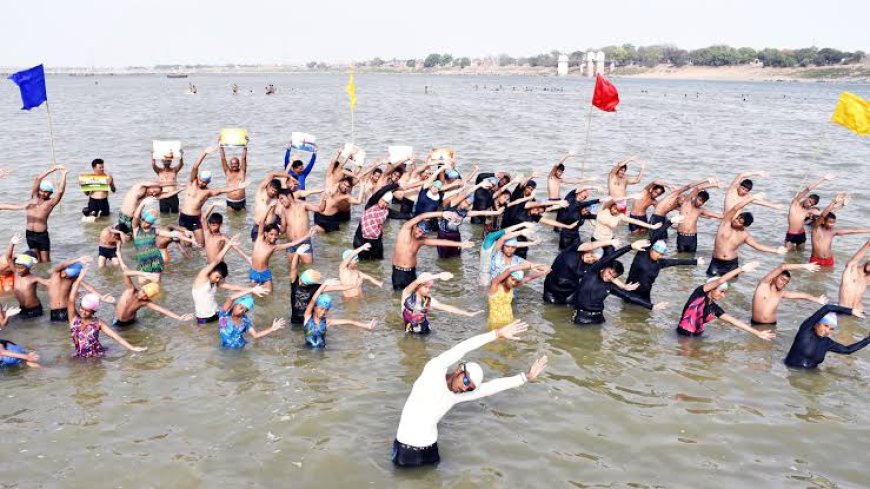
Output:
[593, 210, 621, 241]
[192, 282, 218, 319]
[395, 331, 527, 448]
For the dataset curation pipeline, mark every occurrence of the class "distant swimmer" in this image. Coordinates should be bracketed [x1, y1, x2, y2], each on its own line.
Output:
[839, 240, 870, 314]
[809, 192, 870, 268]
[750, 263, 826, 326]
[232, 83, 239, 95]
[0, 164, 68, 262]
[785, 174, 831, 250]
[392, 321, 547, 467]
[784, 305, 866, 369]
[707, 193, 785, 277]
[188, 83, 197, 94]
[81, 158, 115, 219]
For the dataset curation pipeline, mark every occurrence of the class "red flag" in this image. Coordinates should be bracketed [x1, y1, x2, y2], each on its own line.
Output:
[592, 73, 619, 112]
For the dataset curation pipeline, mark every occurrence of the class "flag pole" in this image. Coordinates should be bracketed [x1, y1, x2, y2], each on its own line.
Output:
[44, 101, 58, 164]
[580, 92, 594, 178]
[351, 107, 355, 144]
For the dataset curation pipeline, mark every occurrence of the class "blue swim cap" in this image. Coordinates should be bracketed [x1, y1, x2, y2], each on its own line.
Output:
[417, 221, 431, 234]
[39, 180, 55, 193]
[300, 269, 322, 286]
[234, 294, 255, 311]
[446, 169, 460, 179]
[504, 238, 519, 247]
[342, 250, 358, 263]
[64, 263, 83, 278]
[432, 180, 443, 190]
[510, 270, 525, 281]
[142, 210, 158, 224]
[819, 312, 838, 327]
[199, 170, 212, 183]
[315, 293, 333, 309]
[651, 241, 668, 254]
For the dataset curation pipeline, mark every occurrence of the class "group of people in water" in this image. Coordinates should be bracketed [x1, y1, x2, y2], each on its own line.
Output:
[0, 142, 868, 467]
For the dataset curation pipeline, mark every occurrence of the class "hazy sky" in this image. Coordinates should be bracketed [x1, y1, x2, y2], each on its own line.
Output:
[4, 0, 869, 67]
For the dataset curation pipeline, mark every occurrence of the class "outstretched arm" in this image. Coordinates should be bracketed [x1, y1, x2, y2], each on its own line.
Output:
[704, 261, 758, 292]
[429, 320, 530, 370]
[100, 321, 147, 352]
[718, 313, 775, 341]
[144, 302, 191, 321]
[745, 234, 786, 255]
[846, 240, 870, 268]
[835, 228, 870, 237]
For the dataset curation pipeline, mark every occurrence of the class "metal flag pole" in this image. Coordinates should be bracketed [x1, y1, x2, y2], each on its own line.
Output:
[44, 101, 58, 164]
[580, 93, 594, 178]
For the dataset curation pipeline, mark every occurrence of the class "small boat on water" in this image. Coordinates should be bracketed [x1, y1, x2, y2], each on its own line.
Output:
[167, 73, 188, 79]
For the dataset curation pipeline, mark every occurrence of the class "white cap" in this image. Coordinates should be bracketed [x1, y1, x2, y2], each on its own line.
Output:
[464, 361, 484, 387]
[381, 191, 394, 204]
[819, 312, 838, 327]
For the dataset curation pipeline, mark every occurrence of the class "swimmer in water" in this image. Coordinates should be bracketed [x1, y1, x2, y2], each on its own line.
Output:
[401, 272, 482, 334]
[192, 235, 266, 325]
[723, 171, 779, 213]
[0, 338, 40, 368]
[784, 306, 867, 369]
[626, 240, 702, 303]
[0, 233, 23, 293]
[750, 263, 827, 326]
[339, 244, 384, 298]
[249, 202, 319, 293]
[707, 193, 786, 277]
[546, 152, 586, 200]
[839, 240, 870, 315]
[81, 158, 115, 219]
[152, 151, 184, 214]
[217, 292, 284, 349]
[607, 156, 643, 199]
[303, 279, 376, 349]
[220, 144, 248, 212]
[784, 174, 832, 250]
[11, 254, 47, 319]
[488, 262, 549, 329]
[809, 192, 870, 268]
[0, 164, 68, 262]
[96, 225, 127, 268]
[46, 256, 115, 323]
[112, 248, 194, 327]
[543, 239, 622, 305]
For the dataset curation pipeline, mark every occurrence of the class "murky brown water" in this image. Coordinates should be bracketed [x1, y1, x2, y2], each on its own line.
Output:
[1, 73, 869, 488]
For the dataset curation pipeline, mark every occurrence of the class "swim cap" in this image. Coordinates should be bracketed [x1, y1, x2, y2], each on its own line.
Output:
[705, 277, 729, 292]
[526, 180, 537, 188]
[446, 169, 460, 179]
[510, 270, 525, 281]
[615, 201, 627, 211]
[485, 177, 500, 186]
[64, 263, 83, 278]
[591, 248, 605, 259]
[381, 191, 394, 204]
[198, 170, 212, 183]
[651, 241, 668, 254]
[80, 293, 101, 311]
[299, 269, 322, 286]
[417, 221, 431, 234]
[342, 250, 358, 263]
[819, 312, 838, 327]
[39, 180, 55, 193]
[234, 294, 254, 311]
[432, 180, 443, 190]
[141, 282, 160, 299]
[14, 254, 36, 267]
[142, 210, 158, 225]
[504, 239, 519, 247]
[315, 293, 333, 309]
[464, 193, 474, 205]
[463, 361, 484, 387]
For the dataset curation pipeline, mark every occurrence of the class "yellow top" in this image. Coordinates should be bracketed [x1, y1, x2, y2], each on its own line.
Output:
[488, 285, 515, 329]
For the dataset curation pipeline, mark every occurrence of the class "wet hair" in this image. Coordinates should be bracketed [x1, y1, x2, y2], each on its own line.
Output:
[604, 260, 625, 276]
[826, 212, 837, 220]
[697, 190, 710, 202]
[739, 211, 754, 227]
[263, 223, 280, 234]
[390, 167, 405, 177]
[807, 193, 820, 205]
[91, 158, 104, 168]
[779, 270, 792, 279]
[213, 262, 228, 278]
[740, 179, 753, 191]
[278, 188, 292, 197]
[207, 213, 223, 225]
[555, 163, 565, 172]
[651, 184, 665, 194]
[372, 168, 383, 176]
[291, 159, 304, 168]
[268, 179, 282, 190]
[340, 176, 354, 186]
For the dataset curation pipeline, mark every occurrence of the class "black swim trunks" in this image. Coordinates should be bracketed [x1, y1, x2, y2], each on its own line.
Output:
[628, 213, 648, 232]
[196, 313, 219, 325]
[82, 197, 110, 218]
[572, 308, 605, 325]
[98, 245, 117, 259]
[353, 226, 384, 261]
[392, 265, 417, 290]
[785, 231, 807, 246]
[676, 232, 697, 253]
[649, 214, 669, 241]
[112, 317, 137, 327]
[392, 439, 440, 467]
[750, 319, 777, 326]
[50, 308, 69, 322]
[313, 212, 342, 233]
[159, 194, 179, 214]
[706, 256, 739, 277]
[178, 212, 202, 232]
[117, 213, 133, 235]
[17, 303, 44, 320]
[25, 230, 50, 252]
[676, 326, 704, 337]
[226, 198, 246, 211]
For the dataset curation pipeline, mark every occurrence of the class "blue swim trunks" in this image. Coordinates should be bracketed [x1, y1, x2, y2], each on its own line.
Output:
[286, 239, 314, 256]
[0, 342, 26, 366]
[249, 267, 273, 284]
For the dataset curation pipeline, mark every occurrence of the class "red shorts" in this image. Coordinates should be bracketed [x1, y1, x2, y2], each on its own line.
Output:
[809, 256, 834, 267]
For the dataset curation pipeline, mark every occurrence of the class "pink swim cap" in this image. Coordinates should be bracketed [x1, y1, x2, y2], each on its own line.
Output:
[81, 293, 101, 311]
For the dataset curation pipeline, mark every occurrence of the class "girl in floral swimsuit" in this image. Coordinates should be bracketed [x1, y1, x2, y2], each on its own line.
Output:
[400, 272, 483, 334]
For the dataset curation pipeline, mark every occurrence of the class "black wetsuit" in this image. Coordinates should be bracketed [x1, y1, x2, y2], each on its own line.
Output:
[556, 192, 599, 249]
[542, 239, 593, 305]
[502, 203, 541, 259]
[470, 173, 495, 225]
[647, 214, 674, 243]
[627, 251, 697, 301]
[784, 305, 869, 369]
[572, 245, 653, 324]
[290, 278, 319, 325]
[353, 183, 399, 261]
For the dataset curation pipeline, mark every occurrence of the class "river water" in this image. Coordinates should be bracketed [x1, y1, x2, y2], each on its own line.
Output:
[1, 73, 869, 488]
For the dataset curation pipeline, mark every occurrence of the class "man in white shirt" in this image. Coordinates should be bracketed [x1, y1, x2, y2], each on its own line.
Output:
[392, 320, 548, 467]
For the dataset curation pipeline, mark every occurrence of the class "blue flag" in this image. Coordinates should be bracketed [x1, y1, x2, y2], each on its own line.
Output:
[8, 64, 47, 110]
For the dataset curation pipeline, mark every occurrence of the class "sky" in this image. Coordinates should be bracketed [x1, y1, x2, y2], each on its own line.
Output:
[3, 0, 869, 67]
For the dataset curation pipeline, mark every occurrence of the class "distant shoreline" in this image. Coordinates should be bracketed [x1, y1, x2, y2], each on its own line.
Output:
[6, 63, 869, 83]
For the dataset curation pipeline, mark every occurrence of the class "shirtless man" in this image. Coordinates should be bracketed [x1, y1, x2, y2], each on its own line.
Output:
[784, 175, 831, 250]
[676, 190, 722, 254]
[117, 181, 178, 236]
[46, 256, 114, 322]
[180, 147, 249, 246]
[249, 202, 317, 292]
[113, 248, 192, 326]
[0, 165, 68, 262]
[839, 240, 870, 314]
[313, 177, 361, 233]
[750, 263, 827, 326]
[723, 171, 779, 213]
[251, 171, 286, 242]
[11, 254, 47, 319]
[648, 178, 717, 241]
[707, 193, 786, 276]
[628, 181, 666, 234]
[809, 193, 870, 268]
[607, 156, 643, 199]
[152, 150, 184, 214]
[81, 158, 115, 219]
[339, 244, 384, 298]
[391, 212, 473, 290]
[220, 145, 248, 211]
[0, 234, 23, 293]
[278, 188, 321, 268]
[546, 152, 585, 200]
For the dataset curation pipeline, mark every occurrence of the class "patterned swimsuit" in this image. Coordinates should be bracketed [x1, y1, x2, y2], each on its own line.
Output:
[71, 317, 106, 358]
[134, 227, 164, 274]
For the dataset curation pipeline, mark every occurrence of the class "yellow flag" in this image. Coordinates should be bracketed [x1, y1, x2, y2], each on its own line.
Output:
[345, 72, 357, 111]
[831, 91, 870, 137]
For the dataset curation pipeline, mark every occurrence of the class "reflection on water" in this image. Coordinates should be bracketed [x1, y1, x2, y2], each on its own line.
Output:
[1, 73, 869, 487]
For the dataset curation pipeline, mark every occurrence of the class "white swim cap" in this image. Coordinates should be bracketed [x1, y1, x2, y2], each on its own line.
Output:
[463, 361, 484, 387]
[381, 191, 394, 204]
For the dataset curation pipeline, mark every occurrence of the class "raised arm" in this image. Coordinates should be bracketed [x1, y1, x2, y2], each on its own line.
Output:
[32, 165, 61, 197]
[219, 146, 229, 173]
[428, 320, 529, 370]
[847, 240, 870, 268]
[50, 168, 69, 206]
[704, 261, 758, 292]
[190, 147, 214, 182]
[66, 262, 89, 322]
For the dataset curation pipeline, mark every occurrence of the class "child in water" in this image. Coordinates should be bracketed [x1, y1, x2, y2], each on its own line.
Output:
[0, 304, 39, 368]
[304, 279, 376, 348]
[218, 292, 284, 349]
